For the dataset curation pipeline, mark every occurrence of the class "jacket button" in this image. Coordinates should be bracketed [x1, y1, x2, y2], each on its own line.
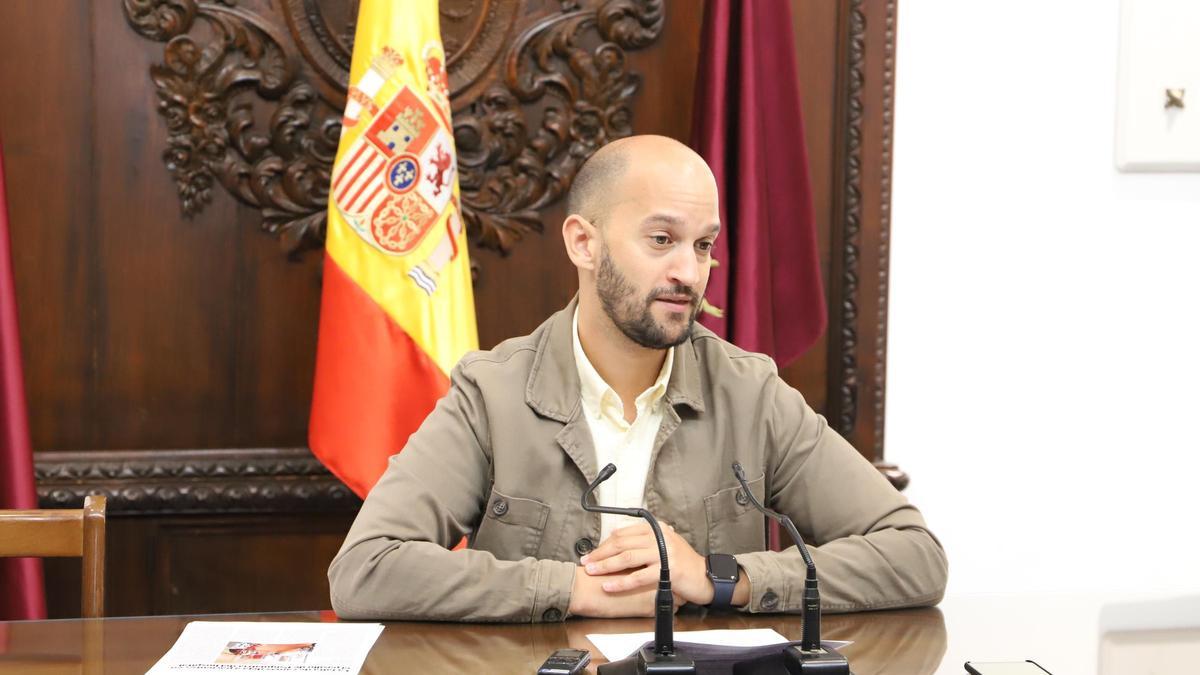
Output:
[735, 489, 749, 506]
[491, 499, 509, 516]
[542, 607, 562, 622]
[574, 537, 595, 556]
[761, 590, 780, 610]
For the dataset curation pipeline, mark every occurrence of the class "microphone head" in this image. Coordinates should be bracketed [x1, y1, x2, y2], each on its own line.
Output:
[598, 463, 617, 482]
[582, 463, 620, 511]
[731, 461, 746, 482]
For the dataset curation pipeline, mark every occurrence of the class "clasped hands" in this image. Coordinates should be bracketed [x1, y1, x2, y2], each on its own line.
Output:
[566, 522, 716, 618]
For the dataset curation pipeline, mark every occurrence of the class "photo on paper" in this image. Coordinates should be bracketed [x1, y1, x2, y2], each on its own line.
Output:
[146, 621, 383, 675]
[215, 641, 316, 664]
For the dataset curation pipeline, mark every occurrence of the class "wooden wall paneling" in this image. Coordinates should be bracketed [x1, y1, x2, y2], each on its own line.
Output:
[859, 0, 901, 481]
[0, 1, 96, 451]
[152, 515, 352, 615]
[822, 0, 900, 480]
[43, 513, 354, 617]
[36, 447, 358, 617]
[0, 0, 326, 454]
[96, 2, 236, 450]
[96, 0, 325, 451]
[0, 0, 904, 616]
[785, 0, 843, 416]
[775, 0, 902, 480]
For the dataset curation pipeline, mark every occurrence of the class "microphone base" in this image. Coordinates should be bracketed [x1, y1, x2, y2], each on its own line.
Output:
[597, 646, 697, 674]
[781, 645, 850, 673]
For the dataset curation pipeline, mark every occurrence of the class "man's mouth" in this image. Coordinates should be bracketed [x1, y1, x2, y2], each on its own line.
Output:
[653, 295, 694, 311]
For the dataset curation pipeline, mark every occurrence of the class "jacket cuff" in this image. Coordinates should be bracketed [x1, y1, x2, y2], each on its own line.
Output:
[532, 559, 576, 622]
[734, 551, 793, 613]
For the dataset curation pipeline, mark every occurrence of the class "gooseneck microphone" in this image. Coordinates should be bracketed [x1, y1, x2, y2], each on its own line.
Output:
[582, 463, 696, 674]
[732, 462, 849, 673]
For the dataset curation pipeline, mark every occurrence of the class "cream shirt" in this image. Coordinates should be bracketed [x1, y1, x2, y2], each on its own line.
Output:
[572, 309, 674, 544]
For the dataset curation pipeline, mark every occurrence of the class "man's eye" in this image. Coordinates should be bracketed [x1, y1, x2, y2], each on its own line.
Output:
[697, 241, 714, 252]
[651, 235, 671, 246]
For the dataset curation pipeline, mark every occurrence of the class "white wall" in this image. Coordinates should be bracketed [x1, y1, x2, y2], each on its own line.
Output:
[888, 0, 1200, 595]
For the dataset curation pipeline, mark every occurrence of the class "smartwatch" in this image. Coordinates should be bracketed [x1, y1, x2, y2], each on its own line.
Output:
[706, 553, 739, 609]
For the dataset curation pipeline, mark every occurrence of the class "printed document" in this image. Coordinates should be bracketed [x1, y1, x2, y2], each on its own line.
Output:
[145, 621, 384, 674]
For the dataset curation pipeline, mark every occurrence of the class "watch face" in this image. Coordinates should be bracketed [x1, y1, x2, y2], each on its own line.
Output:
[708, 554, 738, 581]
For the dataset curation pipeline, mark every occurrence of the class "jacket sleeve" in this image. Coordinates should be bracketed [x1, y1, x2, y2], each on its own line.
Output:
[733, 374, 948, 614]
[327, 360, 577, 622]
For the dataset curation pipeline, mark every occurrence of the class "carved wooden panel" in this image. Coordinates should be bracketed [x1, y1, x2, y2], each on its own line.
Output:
[121, 0, 666, 258]
[825, 0, 898, 471]
[35, 448, 357, 515]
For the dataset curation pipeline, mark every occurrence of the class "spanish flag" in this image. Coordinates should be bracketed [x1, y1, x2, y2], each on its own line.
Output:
[310, 1, 477, 498]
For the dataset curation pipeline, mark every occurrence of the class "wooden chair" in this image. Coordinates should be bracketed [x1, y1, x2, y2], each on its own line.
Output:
[0, 494, 107, 618]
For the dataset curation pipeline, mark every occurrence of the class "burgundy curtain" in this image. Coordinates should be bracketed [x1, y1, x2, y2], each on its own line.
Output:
[691, 0, 826, 366]
[0, 137, 45, 621]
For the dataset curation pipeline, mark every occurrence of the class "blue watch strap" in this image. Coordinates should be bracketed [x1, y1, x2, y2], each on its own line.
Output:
[706, 553, 738, 609]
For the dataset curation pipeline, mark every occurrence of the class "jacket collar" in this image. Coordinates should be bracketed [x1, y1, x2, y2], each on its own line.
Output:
[525, 296, 707, 422]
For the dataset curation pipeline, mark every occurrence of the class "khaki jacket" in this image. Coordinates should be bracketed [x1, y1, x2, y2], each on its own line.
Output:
[328, 300, 947, 622]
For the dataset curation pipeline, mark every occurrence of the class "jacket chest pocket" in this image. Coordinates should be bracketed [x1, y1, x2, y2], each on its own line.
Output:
[471, 487, 551, 560]
[703, 474, 766, 554]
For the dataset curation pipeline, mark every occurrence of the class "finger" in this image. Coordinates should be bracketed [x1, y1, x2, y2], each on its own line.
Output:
[601, 566, 659, 593]
[582, 534, 658, 565]
[585, 547, 659, 575]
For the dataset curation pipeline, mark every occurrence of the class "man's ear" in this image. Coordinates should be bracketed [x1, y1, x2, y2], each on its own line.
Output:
[562, 214, 599, 271]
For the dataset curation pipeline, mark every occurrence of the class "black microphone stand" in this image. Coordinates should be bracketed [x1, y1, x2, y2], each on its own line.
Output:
[731, 462, 849, 674]
[582, 463, 697, 674]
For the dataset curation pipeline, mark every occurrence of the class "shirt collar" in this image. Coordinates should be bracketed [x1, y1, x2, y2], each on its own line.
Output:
[572, 308, 673, 422]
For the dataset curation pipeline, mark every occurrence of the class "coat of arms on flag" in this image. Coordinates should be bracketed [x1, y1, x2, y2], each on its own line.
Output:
[331, 45, 457, 261]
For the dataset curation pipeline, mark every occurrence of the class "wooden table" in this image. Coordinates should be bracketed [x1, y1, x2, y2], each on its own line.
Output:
[0, 593, 1187, 674]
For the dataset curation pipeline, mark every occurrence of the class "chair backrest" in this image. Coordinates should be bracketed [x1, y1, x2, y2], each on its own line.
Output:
[0, 494, 107, 618]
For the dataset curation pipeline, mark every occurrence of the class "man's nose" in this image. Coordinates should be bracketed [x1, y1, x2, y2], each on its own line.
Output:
[666, 247, 701, 287]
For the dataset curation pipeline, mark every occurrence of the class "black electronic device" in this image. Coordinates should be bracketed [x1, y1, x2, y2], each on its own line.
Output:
[731, 462, 850, 674]
[964, 661, 1053, 675]
[581, 463, 697, 674]
[706, 553, 739, 609]
[536, 648, 592, 675]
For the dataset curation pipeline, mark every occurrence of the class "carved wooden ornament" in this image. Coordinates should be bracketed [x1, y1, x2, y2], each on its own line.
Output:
[123, 0, 665, 257]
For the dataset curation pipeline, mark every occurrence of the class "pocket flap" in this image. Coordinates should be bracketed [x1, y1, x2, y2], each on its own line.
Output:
[484, 488, 550, 530]
[703, 473, 765, 525]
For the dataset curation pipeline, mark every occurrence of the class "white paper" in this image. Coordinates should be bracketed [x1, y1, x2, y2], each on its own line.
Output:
[586, 628, 793, 661]
[145, 621, 384, 675]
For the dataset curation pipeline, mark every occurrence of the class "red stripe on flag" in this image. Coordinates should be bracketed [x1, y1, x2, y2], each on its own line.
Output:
[344, 157, 384, 213]
[334, 143, 371, 202]
[309, 255, 450, 497]
[351, 182, 385, 216]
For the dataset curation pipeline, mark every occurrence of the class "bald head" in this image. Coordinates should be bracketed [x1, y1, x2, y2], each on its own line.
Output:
[566, 135, 715, 223]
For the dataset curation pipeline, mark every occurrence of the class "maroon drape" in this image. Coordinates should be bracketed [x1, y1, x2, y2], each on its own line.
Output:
[691, 0, 826, 366]
[0, 137, 45, 621]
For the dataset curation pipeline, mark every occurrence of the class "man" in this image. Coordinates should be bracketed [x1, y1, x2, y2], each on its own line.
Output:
[328, 135, 947, 622]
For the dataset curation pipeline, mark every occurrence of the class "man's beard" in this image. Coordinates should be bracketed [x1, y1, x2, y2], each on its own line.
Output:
[596, 245, 699, 350]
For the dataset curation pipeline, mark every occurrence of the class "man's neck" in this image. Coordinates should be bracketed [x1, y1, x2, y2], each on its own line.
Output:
[576, 301, 668, 412]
